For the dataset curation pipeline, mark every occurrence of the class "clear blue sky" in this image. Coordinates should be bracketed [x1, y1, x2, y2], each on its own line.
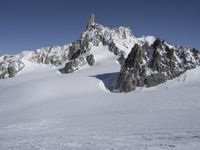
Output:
[0, 0, 199, 55]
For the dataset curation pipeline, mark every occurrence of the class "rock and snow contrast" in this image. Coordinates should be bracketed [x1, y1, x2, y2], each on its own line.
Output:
[0, 15, 200, 150]
[115, 39, 200, 92]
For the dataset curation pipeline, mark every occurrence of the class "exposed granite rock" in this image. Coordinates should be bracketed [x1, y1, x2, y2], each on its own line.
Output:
[68, 17, 137, 62]
[108, 42, 120, 55]
[86, 14, 95, 31]
[63, 57, 86, 73]
[0, 55, 25, 79]
[64, 60, 79, 73]
[114, 39, 200, 92]
[86, 54, 95, 66]
[32, 46, 69, 67]
[68, 37, 91, 60]
[114, 44, 147, 92]
[144, 73, 167, 87]
[0, 15, 139, 79]
[114, 69, 136, 92]
[1, 16, 199, 82]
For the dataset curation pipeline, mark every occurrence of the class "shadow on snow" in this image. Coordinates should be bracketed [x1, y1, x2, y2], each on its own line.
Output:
[89, 72, 119, 91]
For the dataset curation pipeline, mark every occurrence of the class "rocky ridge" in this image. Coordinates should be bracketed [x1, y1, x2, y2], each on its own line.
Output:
[0, 15, 199, 92]
[114, 39, 200, 92]
[0, 15, 140, 78]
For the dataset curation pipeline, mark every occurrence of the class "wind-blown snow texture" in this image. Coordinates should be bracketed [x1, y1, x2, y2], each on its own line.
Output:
[0, 15, 200, 149]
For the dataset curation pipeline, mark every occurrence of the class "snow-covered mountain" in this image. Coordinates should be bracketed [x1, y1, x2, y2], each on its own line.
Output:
[1, 15, 200, 150]
[115, 39, 200, 92]
[0, 15, 155, 79]
[0, 14, 199, 93]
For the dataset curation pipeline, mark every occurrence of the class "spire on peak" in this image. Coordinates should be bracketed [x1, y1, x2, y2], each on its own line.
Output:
[86, 14, 95, 30]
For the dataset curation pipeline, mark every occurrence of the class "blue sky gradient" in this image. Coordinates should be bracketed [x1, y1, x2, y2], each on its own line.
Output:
[0, 0, 199, 55]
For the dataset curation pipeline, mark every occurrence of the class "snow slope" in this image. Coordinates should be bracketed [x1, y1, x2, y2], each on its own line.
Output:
[0, 45, 200, 150]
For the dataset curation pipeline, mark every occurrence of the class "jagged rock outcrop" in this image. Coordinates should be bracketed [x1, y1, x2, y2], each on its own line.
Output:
[64, 16, 140, 74]
[31, 45, 69, 66]
[86, 54, 95, 66]
[0, 55, 25, 79]
[108, 42, 120, 55]
[63, 59, 79, 73]
[0, 45, 70, 79]
[114, 44, 147, 92]
[1, 15, 138, 78]
[63, 57, 86, 73]
[0, 15, 199, 82]
[86, 14, 95, 31]
[114, 38, 200, 92]
[67, 16, 137, 62]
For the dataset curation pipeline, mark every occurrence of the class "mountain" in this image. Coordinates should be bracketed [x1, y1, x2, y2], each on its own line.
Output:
[1, 15, 200, 149]
[0, 14, 154, 79]
[0, 15, 199, 93]
[115, 39, 200, 92]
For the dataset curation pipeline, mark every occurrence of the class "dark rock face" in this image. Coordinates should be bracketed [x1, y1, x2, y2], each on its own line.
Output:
[8, 66, 17, 78]
[0, 15, 135, 79]
[1, 16, 199, 82]
[63, 54, 95, 73]
[68, 37, 91, 60]
[63, 57, 86, 73]
[86, 14, 95, 31]
[114, 70, 136, 92]
[64, 59, 79, 73]
[108, 42, 120, 55]
[86, 54, 95, 66]
[115, 44, 147, 92]
[115, 39, 200, 92]
[0, 55, 25, 79]
[68, 19, 134, 63]
[144, 73, 167, 87]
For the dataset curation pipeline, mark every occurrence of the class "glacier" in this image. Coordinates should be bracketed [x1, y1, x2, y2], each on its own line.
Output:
[0, 15, 200, 150]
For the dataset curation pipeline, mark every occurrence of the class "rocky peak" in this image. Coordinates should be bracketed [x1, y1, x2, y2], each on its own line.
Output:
[0, 15, 199, 82]
[114, 39, 200, 92]
[86, 14, 95, 31]
[68, 16, 140, 59]
[67, 17, 138, 67]
[0, 55, 25, 79]
[114, 44, 147, 92]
